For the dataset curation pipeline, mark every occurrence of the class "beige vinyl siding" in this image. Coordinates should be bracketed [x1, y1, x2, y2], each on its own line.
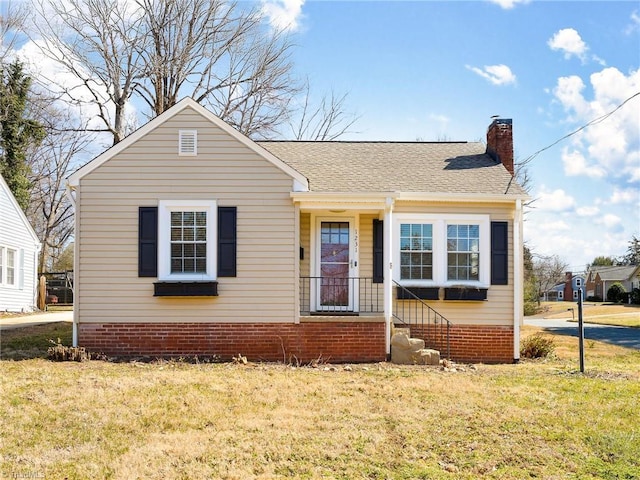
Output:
[394, 201, 516, 326]
[77, 107, 297, 324]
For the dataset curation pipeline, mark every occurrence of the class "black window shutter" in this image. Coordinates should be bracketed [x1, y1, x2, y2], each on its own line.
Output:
[218, 206, 237, 277]
[373, 219, 384, 283]
[139, 207, 158, 277]
[491, 221, 509, 285]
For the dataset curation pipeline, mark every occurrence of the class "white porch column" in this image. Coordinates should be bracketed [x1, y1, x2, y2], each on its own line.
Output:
[513, 199, 523, 362]
[383, 197, 394, 356]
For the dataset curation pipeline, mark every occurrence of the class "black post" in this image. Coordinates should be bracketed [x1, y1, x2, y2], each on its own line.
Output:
[578, 288, 584, 373]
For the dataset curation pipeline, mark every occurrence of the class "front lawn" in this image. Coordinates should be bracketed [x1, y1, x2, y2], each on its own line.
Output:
[0, 324, 638, 479]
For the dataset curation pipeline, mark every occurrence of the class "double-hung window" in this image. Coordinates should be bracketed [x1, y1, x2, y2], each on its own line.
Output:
[399, 223, 433, 281]
[158, 200, 217, 281]
[394, 214, 490, 287]
[0, 246, 17, 287]
[447, 224, 480, 281]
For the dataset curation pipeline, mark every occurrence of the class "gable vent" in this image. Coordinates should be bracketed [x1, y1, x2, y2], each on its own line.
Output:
[179, 130, 197, 156]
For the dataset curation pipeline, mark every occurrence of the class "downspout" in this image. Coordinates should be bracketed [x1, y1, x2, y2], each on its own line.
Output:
[383, 197, 395, 357]
[513, 199, 523, 362]
[66, 182, 78, 347]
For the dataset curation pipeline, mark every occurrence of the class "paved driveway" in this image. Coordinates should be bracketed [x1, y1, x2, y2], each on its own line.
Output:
[524, 317, 640, 350]
[0, 310, 73, 331]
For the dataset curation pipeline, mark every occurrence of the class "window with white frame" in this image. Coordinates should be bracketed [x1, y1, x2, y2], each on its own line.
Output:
[158, 200, 216, 281]
[447, 224, 480, 281]
[576, 278, 582, 287]
[394, 214, 490, 287]
[399, 223, 433, 280]
[0, 246, 18, 287]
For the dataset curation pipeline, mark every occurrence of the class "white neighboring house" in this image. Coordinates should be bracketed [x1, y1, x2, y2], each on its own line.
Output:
[0, 174, 41, 312]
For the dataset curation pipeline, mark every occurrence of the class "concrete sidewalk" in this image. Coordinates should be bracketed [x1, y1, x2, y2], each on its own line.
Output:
[0, 310, 73, 331]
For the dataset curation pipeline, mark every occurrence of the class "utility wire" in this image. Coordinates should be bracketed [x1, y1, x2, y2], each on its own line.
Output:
[505, 90, 640, 194]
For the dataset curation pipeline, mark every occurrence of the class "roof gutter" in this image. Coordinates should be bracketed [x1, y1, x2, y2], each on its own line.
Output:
[291, 191, 530, 204]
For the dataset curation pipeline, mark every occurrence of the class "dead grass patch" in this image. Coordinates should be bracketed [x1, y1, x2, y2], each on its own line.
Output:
[1, 324, 639, 479]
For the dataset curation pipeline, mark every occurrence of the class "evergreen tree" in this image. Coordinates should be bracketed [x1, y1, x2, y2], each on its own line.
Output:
[0, 60, 45, 211]
[623, 235, 640, 265]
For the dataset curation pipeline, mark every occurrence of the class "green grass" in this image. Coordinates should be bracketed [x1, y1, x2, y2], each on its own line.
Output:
[0, 323, 639, 479]
[0, 322, 73, 360]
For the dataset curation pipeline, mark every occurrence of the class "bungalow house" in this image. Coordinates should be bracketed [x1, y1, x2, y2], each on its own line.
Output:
[586, 265, 640, 301]
[544, 271, 586, 301]
[67, 98, 528, 364]
[0, 174, 41, 312]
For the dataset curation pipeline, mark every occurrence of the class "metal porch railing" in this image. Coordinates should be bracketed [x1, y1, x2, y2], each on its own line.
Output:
[299, 277, 384, 315]
[392, 281, 451, 359]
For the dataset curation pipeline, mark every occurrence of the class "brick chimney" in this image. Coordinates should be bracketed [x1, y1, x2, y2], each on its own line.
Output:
[486, 118, 514, 175]
[564, 271, 573, 302]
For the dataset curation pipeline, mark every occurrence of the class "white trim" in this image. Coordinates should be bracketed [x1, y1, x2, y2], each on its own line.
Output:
[383, 197, 394, 356]
[291, 191, 528, 205]
[310, 214, 358, 312]
[392, 213, 491, 288]
[67, 98, 309, 190]
[158, 200, 217, 281]
[513, 199, 523, 361]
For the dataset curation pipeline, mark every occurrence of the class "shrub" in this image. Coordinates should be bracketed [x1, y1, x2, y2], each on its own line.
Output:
[607, 283, 626, 303]
[520, 333, 555, 359]
[523, 301, 539, 316]
[630, 288, 640, 305]
[586, 295, 603, 302]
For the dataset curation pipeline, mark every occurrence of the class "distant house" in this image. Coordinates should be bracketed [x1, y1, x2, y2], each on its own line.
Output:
[544, 272, 586, 301]
[67, 98, 528, 364]
[0, 174, 41, 312]
[586, 265, 640, 300]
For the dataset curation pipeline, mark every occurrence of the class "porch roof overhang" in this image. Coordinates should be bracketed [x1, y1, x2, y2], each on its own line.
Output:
[290, 191, 529, 210]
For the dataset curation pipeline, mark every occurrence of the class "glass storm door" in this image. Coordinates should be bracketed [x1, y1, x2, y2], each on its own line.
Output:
[319, 221, 352, 311]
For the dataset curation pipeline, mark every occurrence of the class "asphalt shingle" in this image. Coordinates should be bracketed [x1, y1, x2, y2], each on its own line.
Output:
[258, 141, 527, 196]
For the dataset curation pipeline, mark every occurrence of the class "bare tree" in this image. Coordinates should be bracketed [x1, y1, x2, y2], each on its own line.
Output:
[288, 80, 360, 140]
[26, 105, 93, 272]
[30, 0, 146, 144]
[0, 1, 28, 64]
[532, 254, 569, 304]
[135, 0, 299, 138]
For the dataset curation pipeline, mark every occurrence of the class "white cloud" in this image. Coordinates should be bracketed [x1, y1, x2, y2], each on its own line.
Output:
[595, 213, 624, 231]
[561, 148, 606, 179]
[261, 0, 305, 32]
[488, 0, 530, 9]
[466, 64, 516, 86]
[608, 187, 640, 205]
[547, 28, 605, 65]
[625, 10, 640, 35]
[535, 187, 576, 212]
[548, 28, 588, 61]
[576, 206, 600, 217]
[541, 220, 571, 232]
[552, 67, 640, 185]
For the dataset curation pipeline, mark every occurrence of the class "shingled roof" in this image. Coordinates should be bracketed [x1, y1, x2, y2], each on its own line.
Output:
[257, 141, 527, 196]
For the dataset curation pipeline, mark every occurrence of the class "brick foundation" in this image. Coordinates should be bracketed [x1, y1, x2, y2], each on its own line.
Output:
[79, 321, 387, 363]
[409, 324, 514, 363]
[79, 322, 514, 364]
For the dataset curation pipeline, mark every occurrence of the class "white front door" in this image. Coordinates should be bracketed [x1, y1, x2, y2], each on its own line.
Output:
[315, 218, 358, 312]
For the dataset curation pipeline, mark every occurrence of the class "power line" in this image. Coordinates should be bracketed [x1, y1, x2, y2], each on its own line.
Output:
[505, 90, 640, 194]
[519, 91, 640, 167]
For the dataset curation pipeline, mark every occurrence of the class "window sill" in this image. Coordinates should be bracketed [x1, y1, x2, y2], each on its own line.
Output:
[443, 287, 488, 301]
[154, 281, 218, 297]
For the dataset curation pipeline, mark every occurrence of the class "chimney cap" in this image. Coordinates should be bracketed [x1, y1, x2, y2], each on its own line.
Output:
[491, 118, 512, 126]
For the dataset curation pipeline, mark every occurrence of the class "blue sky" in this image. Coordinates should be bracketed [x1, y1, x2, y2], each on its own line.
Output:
[261, 0, 640, 272]
[7, 0, 639, 272]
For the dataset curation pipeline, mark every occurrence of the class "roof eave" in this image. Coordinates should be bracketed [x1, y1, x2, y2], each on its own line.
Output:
[291, 191, 529, 204]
